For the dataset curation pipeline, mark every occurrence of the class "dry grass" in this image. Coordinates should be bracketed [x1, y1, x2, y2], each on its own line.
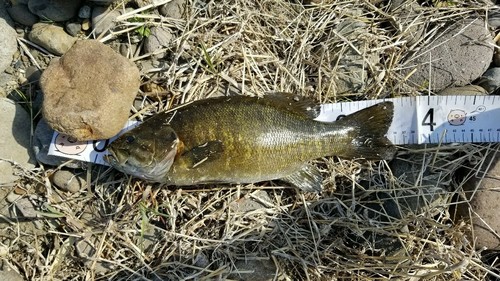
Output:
[2, 0, 500, 280]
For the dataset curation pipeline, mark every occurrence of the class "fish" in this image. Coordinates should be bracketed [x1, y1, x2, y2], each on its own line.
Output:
[105, 95, 396, 192]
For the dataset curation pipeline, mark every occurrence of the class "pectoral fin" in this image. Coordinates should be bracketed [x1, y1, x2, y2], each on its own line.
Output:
[280, 164, 323, 193]
[183, 141, 224, 169]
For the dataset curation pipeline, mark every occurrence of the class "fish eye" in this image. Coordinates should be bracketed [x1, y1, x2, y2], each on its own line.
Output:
[125, 136, 136, 144]
[169, 131, 176, 140]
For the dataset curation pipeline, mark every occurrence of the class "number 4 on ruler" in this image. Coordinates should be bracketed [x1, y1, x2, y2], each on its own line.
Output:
[421, 108, 436, 131]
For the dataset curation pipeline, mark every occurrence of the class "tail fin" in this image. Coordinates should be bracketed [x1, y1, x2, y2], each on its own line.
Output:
[334, 101, 396, 160]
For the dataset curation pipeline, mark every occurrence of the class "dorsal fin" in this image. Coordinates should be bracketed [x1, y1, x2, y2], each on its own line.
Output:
[264, 92, 320, 118]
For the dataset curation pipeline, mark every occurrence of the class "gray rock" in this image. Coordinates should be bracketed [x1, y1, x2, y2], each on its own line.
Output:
[65, 22, 81, 37]
[229, 190, 271, 213]
[78, 5, 91, 19]
[33, 118, 82, 168]
[40, 40, 140, 141]
[389, 1, 423, 46]
[119, 42, 139, 58]
[402, 18, 494, 92]
[0, 242, 8, 257]
[76, 237, 112, 274]
[28, 0, 82, 22]
[488, 9, 500, 28]
[25, 65, 41, 84]
[7, 4, 38, 26]
[0, 73, 16, 97]
[0, 266, 23, 281]
[91, 6, 120, 37]
[0, 5, 17, 74]
[89, 0, 119, 5]
[390, 154, 451, 216]
[438, 85, 488, 96]
[320, 18, 378, 94]
[143, 26, 174, 57]
[13, 197, 37, 218]
[51, 169, 86, 193]
[478, 67, 500, 94]
[6, 190, 22, 203]
[456, 156, 500, 249]
[11, 0, 29, 5]
[230, 259, 277, 281]
[0, 0, 14, 26]
[0, 98, 35, 184]
[159, 0, 187, 18]
[493, 48, 500, 67]
[6, 192, 45, 228]
[29, 23, 77, 56]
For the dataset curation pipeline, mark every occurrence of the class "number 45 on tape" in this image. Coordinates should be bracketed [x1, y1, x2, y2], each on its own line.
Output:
[48, 95, 500, 165]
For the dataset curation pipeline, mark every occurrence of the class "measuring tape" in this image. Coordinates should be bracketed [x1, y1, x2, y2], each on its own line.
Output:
[48, 95, 499, 165]
[316, 95, 500, 145]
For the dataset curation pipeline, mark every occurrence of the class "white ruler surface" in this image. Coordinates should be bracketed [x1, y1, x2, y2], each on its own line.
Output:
[316, 95, 500, 145]
[48, 95, 500, 165]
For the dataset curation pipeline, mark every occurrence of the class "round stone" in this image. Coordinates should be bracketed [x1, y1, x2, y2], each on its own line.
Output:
[29, 23, 77, 56]
[28, 0, 82, 22]
[51, 170, 86, 193]
[7, 4, 38, 26]
[401, 18, 494, 92]
[40, 40, 140, 141]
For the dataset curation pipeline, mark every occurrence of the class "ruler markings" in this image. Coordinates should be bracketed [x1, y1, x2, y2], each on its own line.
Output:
[316, 95, 500, 145]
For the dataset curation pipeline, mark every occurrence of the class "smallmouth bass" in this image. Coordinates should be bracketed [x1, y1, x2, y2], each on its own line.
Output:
[105, 95, 395, 192]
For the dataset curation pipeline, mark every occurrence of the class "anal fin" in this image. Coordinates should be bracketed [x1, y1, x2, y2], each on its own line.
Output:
[280, 164, 323, 193]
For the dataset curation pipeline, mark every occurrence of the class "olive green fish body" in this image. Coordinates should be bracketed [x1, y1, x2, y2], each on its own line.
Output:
[106, 95, 395, 192]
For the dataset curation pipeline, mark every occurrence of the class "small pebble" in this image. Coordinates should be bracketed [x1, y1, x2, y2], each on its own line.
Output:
[143, 26, 175, 58]
[91, 6, 121, 37]
[0, 242, 8, 257]
[17, 74, 28, 85]
[81, 19, 91, 31]
[6, 191, 23, 203]
[78, 5, 92, 19]
[119, 43, 138, 58]
[51, 170, 87, 193]
[478, 67, 500, 94]
[25, 65, 41, 84]
[65, 22, 82, 37]
[159, 0, 187, 18]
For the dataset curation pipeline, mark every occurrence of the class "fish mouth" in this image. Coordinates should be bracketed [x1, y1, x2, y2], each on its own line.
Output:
[103, 148, 120, 167]
[104, 148, 167, 183]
